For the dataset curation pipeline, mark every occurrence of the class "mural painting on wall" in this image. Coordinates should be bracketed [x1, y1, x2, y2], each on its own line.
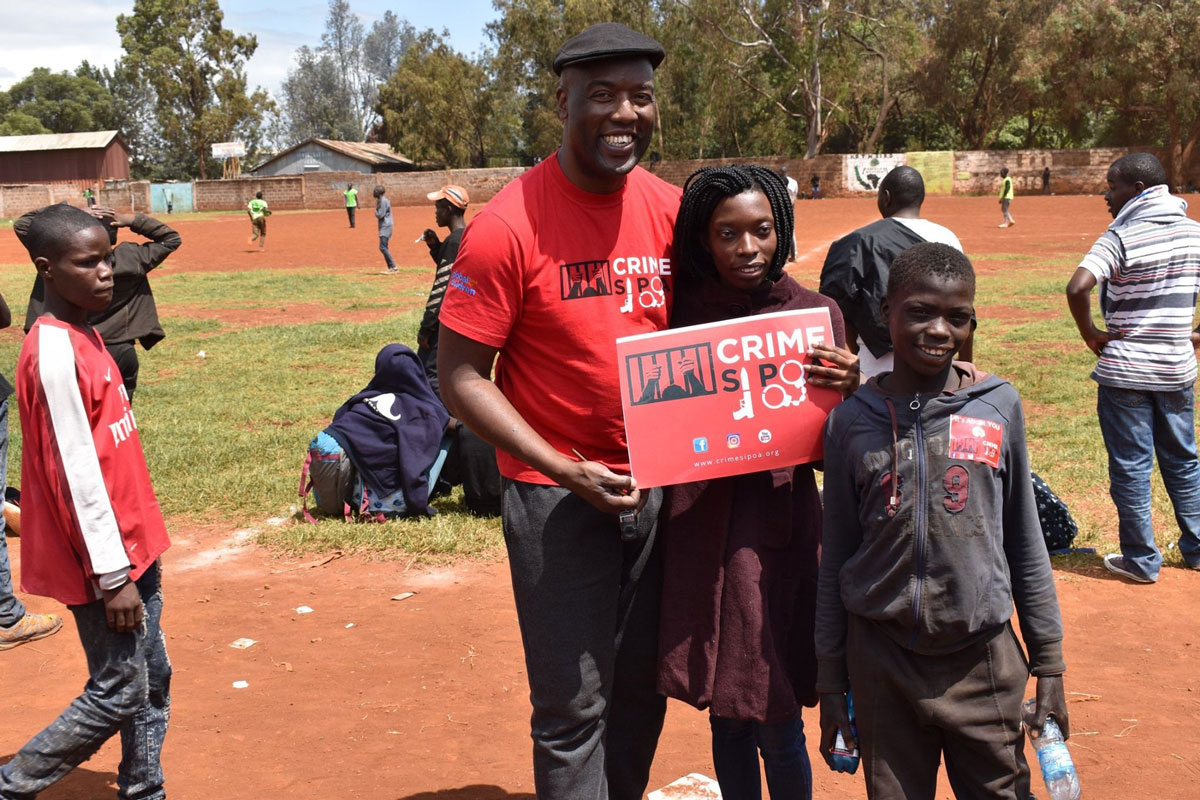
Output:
[844, 154, 907, 191]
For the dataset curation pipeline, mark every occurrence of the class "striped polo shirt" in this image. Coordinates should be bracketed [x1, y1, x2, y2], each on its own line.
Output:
[1079, 185, 1200, 391]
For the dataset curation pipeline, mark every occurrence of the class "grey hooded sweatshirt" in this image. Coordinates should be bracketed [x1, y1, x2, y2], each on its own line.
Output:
[815, 365, 1065, 693]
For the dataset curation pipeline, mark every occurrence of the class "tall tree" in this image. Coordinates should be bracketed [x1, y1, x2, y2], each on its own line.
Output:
[1, 67, 115, 134]
[116, 0, 271, 179]
[277, 2, 415, 143]
[1039, 0, 1200, 186]
[377, 30, 516, 167]
[76, 60, 160, 178]
[916, 0, 1056, 151]
[280, 46, 359, 142]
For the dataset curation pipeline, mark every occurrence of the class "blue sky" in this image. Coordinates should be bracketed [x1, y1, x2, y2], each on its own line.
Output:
[0, 1, 500, 95]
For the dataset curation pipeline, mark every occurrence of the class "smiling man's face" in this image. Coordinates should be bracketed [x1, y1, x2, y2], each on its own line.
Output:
[556, 57, 656, 194]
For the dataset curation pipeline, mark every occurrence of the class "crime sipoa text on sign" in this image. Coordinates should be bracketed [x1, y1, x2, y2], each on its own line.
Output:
[616, 307, 841, 487]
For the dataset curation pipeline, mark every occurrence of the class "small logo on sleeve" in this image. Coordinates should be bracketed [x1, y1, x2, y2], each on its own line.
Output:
[948, 414, 1003, 469]
[448, 270, 477, 297]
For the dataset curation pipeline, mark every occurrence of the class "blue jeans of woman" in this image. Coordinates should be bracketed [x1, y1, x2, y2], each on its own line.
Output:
[0, 562, 171, 800]
[709, 713, 812, 800]
[1097, 384, 1200, 579]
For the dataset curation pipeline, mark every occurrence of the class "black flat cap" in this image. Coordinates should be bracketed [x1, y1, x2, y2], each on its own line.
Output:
[552, 22, 665, 75]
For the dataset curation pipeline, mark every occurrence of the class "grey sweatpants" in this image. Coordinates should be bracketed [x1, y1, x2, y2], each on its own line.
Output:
[502, 480, 666, 800]
[847, 616, 1032, 800]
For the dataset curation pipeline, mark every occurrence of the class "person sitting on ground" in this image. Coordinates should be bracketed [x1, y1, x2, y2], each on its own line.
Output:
[18, 204, 181, 404]
[658, 164, 858, 800]
[1066, 152, 1200, 584]
[817, 242, 1068, 800]
[1, 203, 172, 800]
[819, 165, 970, 379]
[247, 190, 269, 250]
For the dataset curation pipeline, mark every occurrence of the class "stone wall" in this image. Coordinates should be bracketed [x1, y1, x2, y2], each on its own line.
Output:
[194, 175, 306, 211]
[649, 154, 845, 196]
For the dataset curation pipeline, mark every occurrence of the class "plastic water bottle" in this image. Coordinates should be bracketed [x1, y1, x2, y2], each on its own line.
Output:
[829, 691, 860, 774]
[1022, 698, 1081, 800]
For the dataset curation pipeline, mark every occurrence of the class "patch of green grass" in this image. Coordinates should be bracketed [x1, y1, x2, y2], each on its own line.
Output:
[149, 270, 395, 308]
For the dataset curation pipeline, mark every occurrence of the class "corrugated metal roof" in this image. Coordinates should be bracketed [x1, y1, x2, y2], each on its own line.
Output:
[315, 139, 414, 166]
[0, 131, 121, 153]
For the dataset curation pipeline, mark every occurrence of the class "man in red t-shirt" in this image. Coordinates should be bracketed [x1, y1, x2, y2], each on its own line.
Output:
[438, 22, 680, 800]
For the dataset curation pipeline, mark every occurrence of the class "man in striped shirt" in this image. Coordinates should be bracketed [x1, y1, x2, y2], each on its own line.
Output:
[1067, 152, 1200, 583]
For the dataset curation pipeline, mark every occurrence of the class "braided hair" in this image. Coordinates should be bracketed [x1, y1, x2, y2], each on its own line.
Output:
[674, 164, 795, 284]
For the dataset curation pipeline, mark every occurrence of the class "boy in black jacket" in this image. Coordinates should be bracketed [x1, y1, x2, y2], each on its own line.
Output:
[815, 243, 1069, 799]
[18, 204, 180, 404]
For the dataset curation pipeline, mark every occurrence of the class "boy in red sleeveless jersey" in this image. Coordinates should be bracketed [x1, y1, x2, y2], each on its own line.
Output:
[1, 204, 171, 800]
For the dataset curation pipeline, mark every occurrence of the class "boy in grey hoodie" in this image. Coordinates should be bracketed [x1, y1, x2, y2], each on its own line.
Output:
[816, 243, 1069, 799]
[1067, 152, 1200, 584]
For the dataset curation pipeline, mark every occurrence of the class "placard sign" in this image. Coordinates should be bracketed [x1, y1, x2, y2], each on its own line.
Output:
[616, 308, 841, 487]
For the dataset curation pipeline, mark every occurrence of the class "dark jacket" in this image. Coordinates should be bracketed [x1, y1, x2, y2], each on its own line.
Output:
[23, 213, 179, 348]
[657, 273, 845, 723]
[819, 217, 925, 359]
[814, 367, 1065, 694]
[328, 344, 449, 516]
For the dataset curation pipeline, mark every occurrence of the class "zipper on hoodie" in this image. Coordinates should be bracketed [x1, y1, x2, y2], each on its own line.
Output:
[908, 393, 926, 650]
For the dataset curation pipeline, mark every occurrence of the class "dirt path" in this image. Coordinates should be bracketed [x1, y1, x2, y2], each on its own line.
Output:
[3, 524, 1198, 799]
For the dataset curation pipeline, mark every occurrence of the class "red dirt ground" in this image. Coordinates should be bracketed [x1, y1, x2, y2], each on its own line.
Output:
[5, 193, 1200, 798]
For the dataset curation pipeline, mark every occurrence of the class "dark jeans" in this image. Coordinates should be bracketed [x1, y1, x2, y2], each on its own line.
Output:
[0, 398, 22, 627]
[380, 235, 396, 271]
[501, 480, 666, 800]
[1097, 384, 1200, 578]
[710, 714, 812, 800]
[0, 562, 171, 800]
[847, 617, 1030, 800]
[346, 206, 356, 228]
[106, 341, 139, 405]
[439, 425, 501, 517]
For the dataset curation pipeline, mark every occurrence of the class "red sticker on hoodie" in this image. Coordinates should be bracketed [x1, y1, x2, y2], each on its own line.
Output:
[948, 414, 1003, 469]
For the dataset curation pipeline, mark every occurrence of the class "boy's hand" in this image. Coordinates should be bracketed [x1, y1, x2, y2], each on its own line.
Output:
[89, 206, 135, 228]
[1080, 324, 1123, 357]
[818, 692, 857, 768]
[1031, 674, 1070, 739]
[808, 344, 861, 398]
[422, 229, 439, 245]
[101, 581, 144, 633]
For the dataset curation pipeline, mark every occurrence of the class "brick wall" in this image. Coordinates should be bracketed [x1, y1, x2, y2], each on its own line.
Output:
[193, 167, 529, 211]
[98, 180, 152, 214]
[193, 175, 306, 211]
[0, 180, 151, 218]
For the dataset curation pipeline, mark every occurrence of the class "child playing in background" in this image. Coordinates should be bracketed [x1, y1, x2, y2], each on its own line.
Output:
[0, 204, 171, 800]
[247, 190, 269, 250]
[658, 165, 859, 800]
[375, 185, 397, 274]
[816, 243, 1067, 799]
[999, 167, 1015, 227]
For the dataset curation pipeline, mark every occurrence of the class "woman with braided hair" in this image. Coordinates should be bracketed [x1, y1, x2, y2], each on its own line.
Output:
[657, 165, 859, 799]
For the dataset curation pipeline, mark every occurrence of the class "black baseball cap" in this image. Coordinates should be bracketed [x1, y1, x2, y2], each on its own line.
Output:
[552, 22, 665, 76]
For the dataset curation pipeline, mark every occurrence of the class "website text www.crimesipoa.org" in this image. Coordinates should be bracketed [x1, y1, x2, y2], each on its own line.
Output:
[693, 449, 782, 468]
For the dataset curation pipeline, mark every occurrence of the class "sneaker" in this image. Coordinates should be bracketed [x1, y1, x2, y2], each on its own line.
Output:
[1103, 553, 1156, 584]
[998, 223, 1009, 228]
[0, 612, 63, 651]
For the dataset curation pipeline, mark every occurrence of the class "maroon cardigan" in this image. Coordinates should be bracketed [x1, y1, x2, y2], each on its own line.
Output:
[657, 272, 845, 723]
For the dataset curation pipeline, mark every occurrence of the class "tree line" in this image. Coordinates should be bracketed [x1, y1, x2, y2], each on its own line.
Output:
[2, 0, 1197, 185]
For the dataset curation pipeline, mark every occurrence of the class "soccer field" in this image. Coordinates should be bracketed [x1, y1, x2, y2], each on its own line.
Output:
[2, 194, 1199, 798]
